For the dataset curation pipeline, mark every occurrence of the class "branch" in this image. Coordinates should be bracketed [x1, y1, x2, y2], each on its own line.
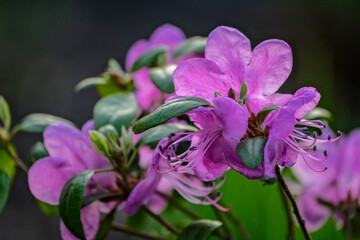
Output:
[275, 165, 311, 240]
[142, 206, 180, 235]
[112, 223, 169, 240]
[278, 181, 294, 240]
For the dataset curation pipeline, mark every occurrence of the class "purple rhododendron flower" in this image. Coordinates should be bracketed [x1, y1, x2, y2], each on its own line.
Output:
[125, 24, 187, 110]
[173, 25, 293, 115]
[161, 96, 265, 181]
[28, 121, 118, 240]
[125, 134, 226, 215]
[292, 129, 360, 231]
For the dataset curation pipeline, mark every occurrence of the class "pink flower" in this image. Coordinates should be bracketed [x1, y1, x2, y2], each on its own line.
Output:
[292, 129, 359, 231]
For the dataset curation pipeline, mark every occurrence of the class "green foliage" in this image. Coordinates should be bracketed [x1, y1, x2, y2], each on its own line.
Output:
[0, 96, 11, 131]
[0, 148, 16, 179]
[304, 107, 332, 121]
[74, 77, 108, 93]
[0, 170, 10, 214]
[239, 81, 248, 100]
[59, 170, 95, 240]
[29, 141, 49, 162]
[178, 220, 222, 240]
[93, 93, 138, 134]
[149, 64, 176, 93]
[130, 46, 168, 72]
[89, 131, 110, 156]
[256, 105, 281, 128]
[173, 36, 207, 60]
[94, 208, 117, 240]
[133, 97, 211, 134]
[135, 123, 198, 148]
[236, 136, 267, 169]
[36, 200, 58, 216]
[19, 113, 74, 133]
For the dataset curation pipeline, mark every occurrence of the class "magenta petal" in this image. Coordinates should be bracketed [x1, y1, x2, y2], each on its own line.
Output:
[81, 120, 94, 134]
[147, 178, 172, 214]
[149, 24, 186, 52]
[125, 39, 148, 71]
[247, 40, 292, 96]
[250, 93, 292, 115]
[60, 203, 101, 240]
[174, 58, 231, 102]
[28, 157, 75, 205]
[206, 26, 251, 79]
[193, 138, 229, 181]
[288, 87, 321, 119]
[133, 68, 162, 109]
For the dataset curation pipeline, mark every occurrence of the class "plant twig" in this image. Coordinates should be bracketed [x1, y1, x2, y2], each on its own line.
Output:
[112, 223, 169, 240]
[275, 165, 311, 240]
[142, 206, 180, 235]
[5, 144, 28, 174]
[212, 205, 234, 240]
[127, 147, 139, 168]
[278, 181, 295, 240]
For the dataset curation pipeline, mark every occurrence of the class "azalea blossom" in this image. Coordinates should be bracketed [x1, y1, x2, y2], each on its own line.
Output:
[28, 122, 118, 240]
[263, 87, 341, 178]
[173, 25, 293, 115]
[292, 129, 360, 231]
[125, 134, 226, 215]
[125, 24, 187, 110]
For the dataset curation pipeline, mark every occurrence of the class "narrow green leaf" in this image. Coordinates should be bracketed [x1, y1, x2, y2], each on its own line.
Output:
[173, 37, 207, 60]
[178, 219, 222, 240]
[255, 105, 281, 128]
[36, 200, 59, 216]
[74, 77, 108, 93]
[29, 142, 49, 162]
[93, 93, 138, 134]
[149, 64, 176, 93]
[19, 113, 75, 133]
[214, 92, 221, 97]
[0, 148, 16, 180]
[236, 137, 267, 169]
[59, 170, 95, 240]
[0, 170, 10, 214]
[304, 107, 332, 121]
[239, 81, 248, 100]
[0, 96, 11, 131]
[136, 123, 198, 148]
[132, 97, 211, 134]
[108, 58, 125, 76]
[94, 208, 117, 240]
[130, 46, 168, 72]
[98, 125, 119, 141]
[89, 131, 109, 156]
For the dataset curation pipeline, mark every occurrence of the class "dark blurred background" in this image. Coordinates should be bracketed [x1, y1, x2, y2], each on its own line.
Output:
[0, 0, 359, 239]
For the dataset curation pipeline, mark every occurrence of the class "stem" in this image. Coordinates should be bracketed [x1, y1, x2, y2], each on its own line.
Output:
[142, 207, 180, 235]
[212, 205, 233, 240]
[278, 182, 295, 240]
[275, 165, 311, 240]
[218, 200, 251, 240]
[94, 168, 115, 174]
[156, 191, 201, 220]
[112, 223, 169, 240]
[126, 147, 139, 168]
[5, 144, 28, 174]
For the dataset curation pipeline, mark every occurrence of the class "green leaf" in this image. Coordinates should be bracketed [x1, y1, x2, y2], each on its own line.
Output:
[36, 200, 58, 216]
[304, 107, 332, 121]
[0, 170, 10, 214]
[256, 105, 281, 128]
[149, 64, 176, 93]
[236, 137, 267, 169]
[136, 123, 198, 148]
[98, 125, 119, 141]
[108, 58, 125, 76]
[214, 92, 221, 97]
[132, 97, 211, 134]
[74, 77, 108, 93]
[0, 148, 16, 180]
[82, 192, 123, 208]
[59, 170, 95, 240]
[173, 37, 207, 60]
[94, 208, 117, 240]
[29, 142, 49, 162]
[19, 113, 75, 133]
[239, 81, 248, 100]
[178, 219, 222, 240]
[0, 96, 11, 131]
[89, 131, 109, 156]
[93, 93, 138, 134]
[130, 46, 168, 72]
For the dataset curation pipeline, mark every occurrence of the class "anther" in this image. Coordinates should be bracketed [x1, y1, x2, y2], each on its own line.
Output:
[201, 197, 206, 202]
[169, 133, 176, 137]
[323, 124, 327, 128]
[327, 135, 331, 141]
[296, 118, 301, 121]
[324, 150, 327, 157]
[166, 155, 171, 161]
[337, 131, 342, 136]
[189, 146, 198, 151]
[168, 144, 175, 150]
[159, 145, 163, 151]
[313, 146, 317, 152]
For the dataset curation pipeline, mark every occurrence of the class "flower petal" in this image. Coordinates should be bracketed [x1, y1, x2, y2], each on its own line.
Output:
[206, 26, 251, 80]
[174, 58, 230, 102]
[149, 24, 186, 53]
[60, 203, 101, 240]
[125, 39, 148, 71]
[81, 120, 94, 134]
[246, 39, 292, 96]
[287, 87, 320, 119]
[28, 157, 75, 205]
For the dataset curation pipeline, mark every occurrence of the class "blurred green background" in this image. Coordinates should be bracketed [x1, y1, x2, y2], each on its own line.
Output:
[0, 0, 359, 239]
